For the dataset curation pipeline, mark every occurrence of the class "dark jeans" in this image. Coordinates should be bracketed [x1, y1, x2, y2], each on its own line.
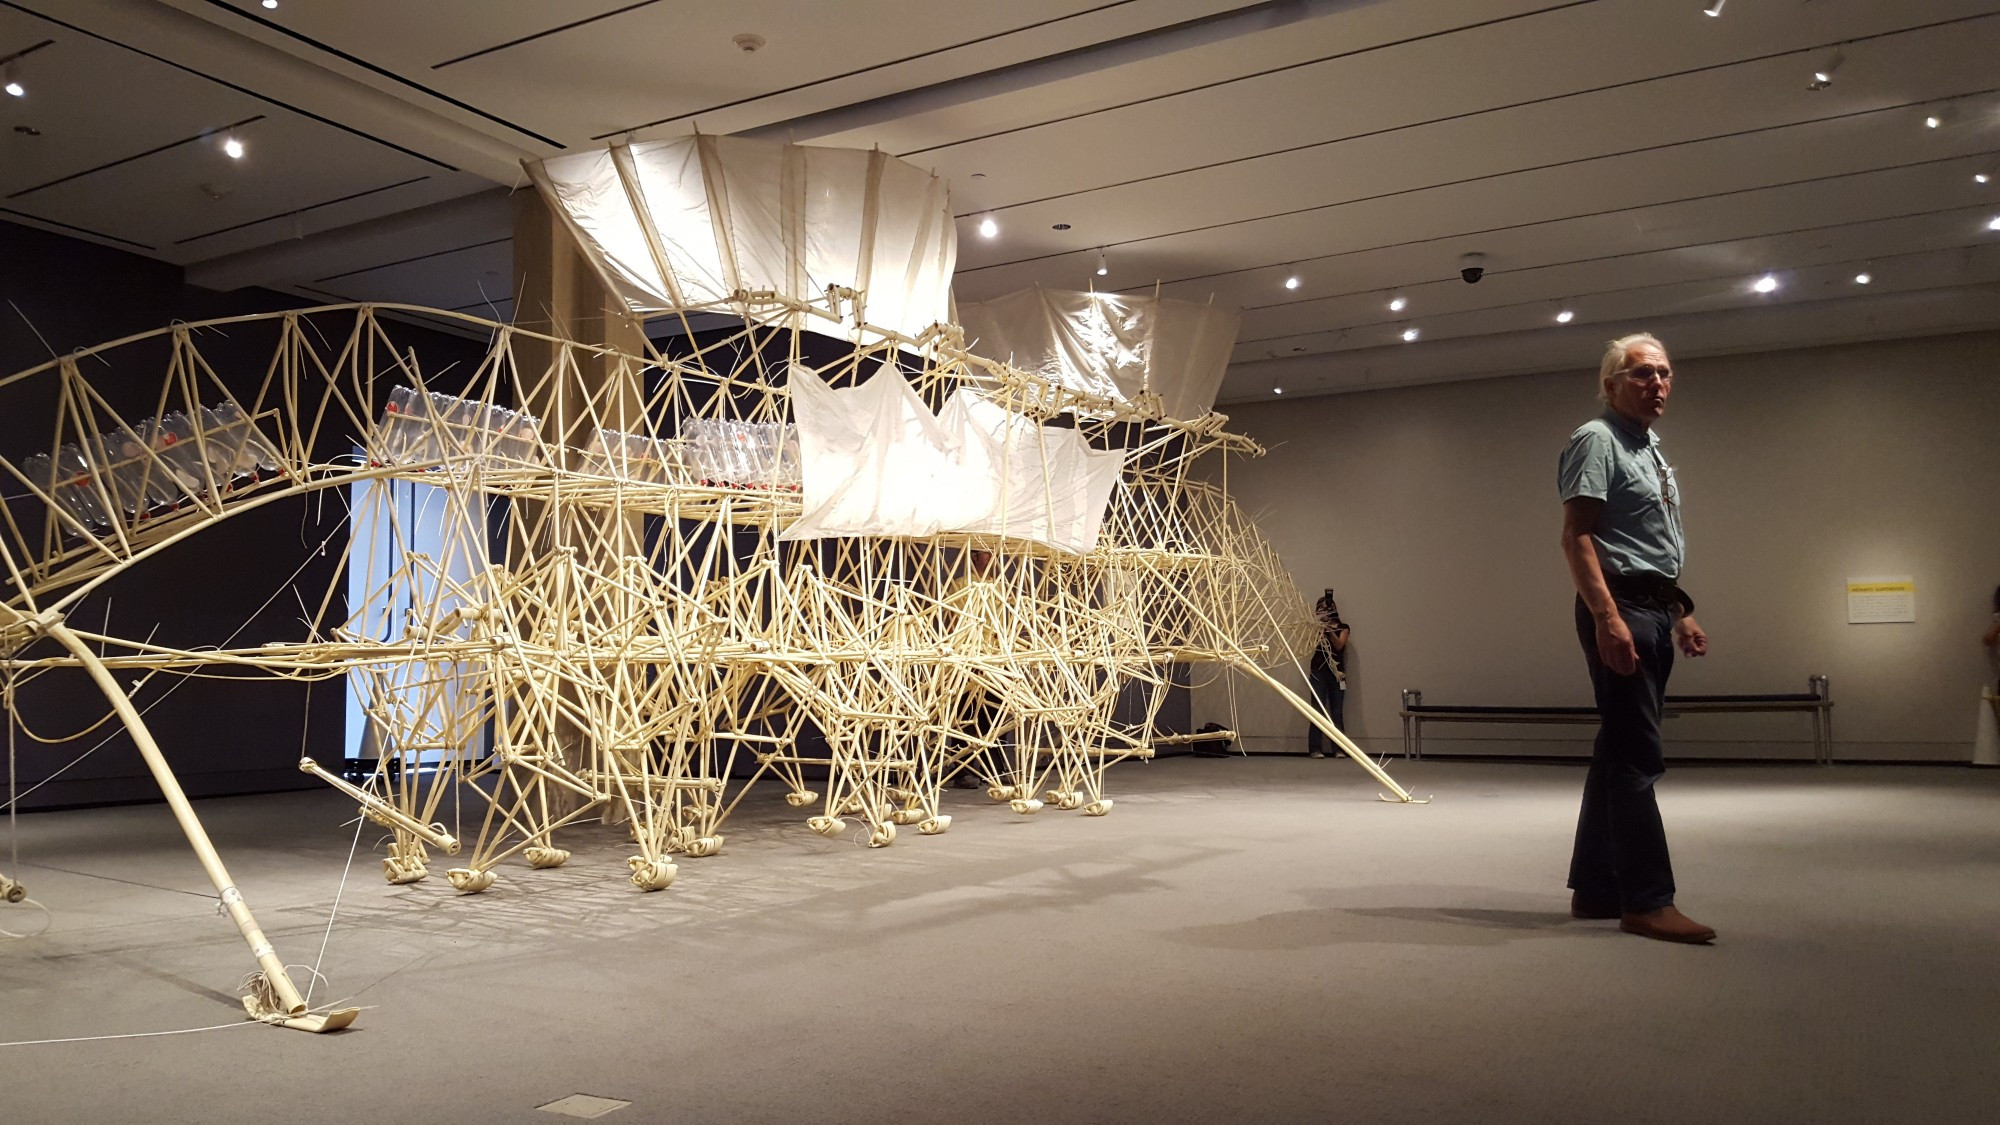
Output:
[1568, 595, 1677, 914]
[1306, 662, 1346, 755]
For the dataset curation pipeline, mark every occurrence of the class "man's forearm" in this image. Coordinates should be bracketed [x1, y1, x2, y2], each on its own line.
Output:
[1562, 532, 1619, 621]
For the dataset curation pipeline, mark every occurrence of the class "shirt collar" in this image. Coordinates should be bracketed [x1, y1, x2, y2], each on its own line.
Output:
[1601, 408, 1656, 445]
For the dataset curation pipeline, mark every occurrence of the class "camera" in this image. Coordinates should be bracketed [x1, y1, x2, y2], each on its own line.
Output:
[1458, 251, 1486, 284]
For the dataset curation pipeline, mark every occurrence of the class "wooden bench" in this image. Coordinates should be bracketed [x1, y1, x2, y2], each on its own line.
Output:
[1398, 675, 1832, 764]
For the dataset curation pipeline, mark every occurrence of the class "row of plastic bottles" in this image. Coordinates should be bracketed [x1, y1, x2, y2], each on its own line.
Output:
[371, 386, 542, 470]
[683, 419, 801, 490]
[20, 402, 282, 533]
[584, 427, 678, 485]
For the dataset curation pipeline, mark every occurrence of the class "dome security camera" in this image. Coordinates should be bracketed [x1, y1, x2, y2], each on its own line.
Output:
[1459, 252, 1486, 284]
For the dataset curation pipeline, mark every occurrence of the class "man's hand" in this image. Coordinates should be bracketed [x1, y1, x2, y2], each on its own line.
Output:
[1674, 614, 1708, 658]
[1595, 612, 1639, 676]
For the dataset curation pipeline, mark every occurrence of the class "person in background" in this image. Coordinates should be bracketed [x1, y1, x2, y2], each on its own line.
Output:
[1558, 332, 1714, 944]
[1982, 585, 2000, 691]
[1307, 589, 1349, 759]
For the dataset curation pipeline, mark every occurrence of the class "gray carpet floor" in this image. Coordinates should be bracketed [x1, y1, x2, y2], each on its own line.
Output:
[2, 756, 1997, 1124]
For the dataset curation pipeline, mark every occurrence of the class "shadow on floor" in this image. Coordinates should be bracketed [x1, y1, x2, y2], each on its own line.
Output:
[1165, 900, 1600, 950]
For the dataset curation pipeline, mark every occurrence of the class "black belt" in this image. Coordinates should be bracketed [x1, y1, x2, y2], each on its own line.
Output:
[1604, 572, 1694, 616]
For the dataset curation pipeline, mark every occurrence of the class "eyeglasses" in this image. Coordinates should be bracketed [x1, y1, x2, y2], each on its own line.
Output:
[1619, 364, 1673, 384]
[1649, 445, 1678, 509]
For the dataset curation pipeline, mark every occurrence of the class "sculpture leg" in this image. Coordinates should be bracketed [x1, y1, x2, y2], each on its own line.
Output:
[43, 620, 360, 1032]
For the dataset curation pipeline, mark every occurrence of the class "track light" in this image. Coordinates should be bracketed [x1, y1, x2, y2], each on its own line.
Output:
[1977, 174, 1991, 184]
[1283, 273, 1301, 290]
[1753, 274, 1779, 294]
[1853, 271, 1872, 285]
[2, 62, 21, 98]
[1401, 327, 1419, 342]
[1702, 0, 1726, 15]
[1094, 248, 1108, 277]
[1272, 387, 1284, 395]
[1988, 216, 2000, 231]
[1925, 114, 1942, 129]
[1555, 309, 1575, 324]
[223, 135, 245, 159]
[1808, 47, 1843, 91]
[976, 214, 998, 239]
[1388, 295, 1407, 312]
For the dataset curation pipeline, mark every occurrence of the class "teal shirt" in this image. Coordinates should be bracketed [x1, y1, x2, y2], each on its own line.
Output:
[1558, 410, 1684, 580]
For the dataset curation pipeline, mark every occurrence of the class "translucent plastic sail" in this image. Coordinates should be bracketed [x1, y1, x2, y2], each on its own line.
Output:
[781, 365, 1126, 553]
[529, 135, 956, 343]
[956, 288, 1240, 420]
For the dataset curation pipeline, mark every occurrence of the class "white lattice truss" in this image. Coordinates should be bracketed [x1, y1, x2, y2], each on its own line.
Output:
[0, 300, 1409, 1033]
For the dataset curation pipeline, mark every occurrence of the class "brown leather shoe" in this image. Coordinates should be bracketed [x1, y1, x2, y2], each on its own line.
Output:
[1619, 905, 1716, 944]
[1570, 893, 1620, 920]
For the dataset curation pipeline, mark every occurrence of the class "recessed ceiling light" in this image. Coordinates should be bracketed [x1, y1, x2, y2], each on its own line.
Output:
[262, 0, 279, 9]
[3, 81, 23, 98]
[1853, 272, 1872, 284]
[1925, 115, 1942, 129]
[1555, 309, 1575, 323]
[1807, 46, 1842, 91]
[977, 215, 998, 239]
[13, 124, 41, 136]
[1051, 223, 1070, 231]
[732, 33, 766, 52]
[1273, 387, 1284, 395]
[1401, 327, 1420, 342]
[1388, 296, 1407, 312]
[223, 136, 245, 159]
[1988, 216, 2000, 231]
[1753, 274, 1779, 293]
[1977, 173, 1991, 184]
[1283, 275, 1301, 290]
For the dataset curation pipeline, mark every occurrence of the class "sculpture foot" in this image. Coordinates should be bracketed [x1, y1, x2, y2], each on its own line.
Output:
[1045, 789, 1083, 810]
[867, 822, 897, 848]
[242, 988, 360, 1034]
[807, 815, 847, 837]
[784, 790, 820, 808]
[446, 867, 496, 894]
[1009, 798, 1044, 815]
[626, 856, 677, 891]
[683, 835, 724, 858]
[1082, 799, 1113, 816]
[889, 808, 927, 825]
[986, 785, 1017, 802]
[917, 815, 951, 835]
[523, 846, 570, 869]
[382, 856, 428, 885]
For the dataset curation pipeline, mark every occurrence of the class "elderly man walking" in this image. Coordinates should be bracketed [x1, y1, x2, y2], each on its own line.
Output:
[1558, 333, 1715, 944]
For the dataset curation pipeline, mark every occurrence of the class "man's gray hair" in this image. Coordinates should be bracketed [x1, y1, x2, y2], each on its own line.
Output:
[1599, 332, 1666, 401]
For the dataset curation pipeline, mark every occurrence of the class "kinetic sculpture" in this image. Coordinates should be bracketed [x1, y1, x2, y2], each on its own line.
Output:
[0, 135, 1409, 1033]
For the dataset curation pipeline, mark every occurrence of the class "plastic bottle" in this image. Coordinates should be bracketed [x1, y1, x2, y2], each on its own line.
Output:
[55, 443, 112, 528]
[146, 412, 206, 492]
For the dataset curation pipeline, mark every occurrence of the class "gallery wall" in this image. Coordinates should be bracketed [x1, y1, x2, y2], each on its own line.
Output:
[1197, 329, 2000, 762]
[1, 218, 488, 808]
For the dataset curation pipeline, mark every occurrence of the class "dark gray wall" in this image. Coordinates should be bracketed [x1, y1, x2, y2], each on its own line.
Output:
[1, 218, 484, 807]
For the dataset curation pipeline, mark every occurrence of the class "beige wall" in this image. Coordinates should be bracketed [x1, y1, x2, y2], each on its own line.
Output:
[1197, 330, 2000, 762]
